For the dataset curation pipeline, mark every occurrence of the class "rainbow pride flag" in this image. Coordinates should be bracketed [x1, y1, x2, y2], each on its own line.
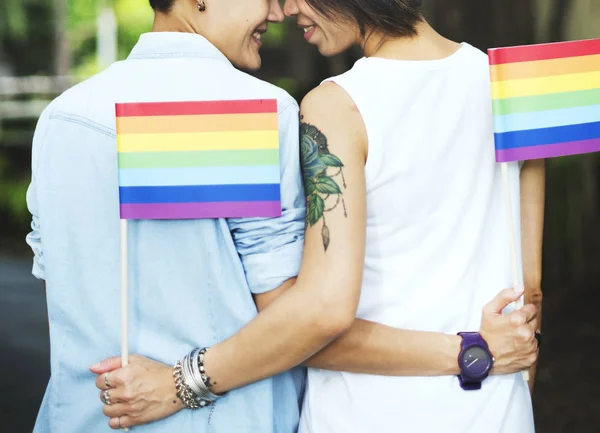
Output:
[115, 99, 281, 220]
[489, 38, 600, 162]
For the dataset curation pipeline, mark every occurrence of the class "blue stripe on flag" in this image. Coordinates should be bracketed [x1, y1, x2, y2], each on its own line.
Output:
[119, 184, 281, 204]
[118, 166, 280, 187]
[494, 120, 600, 150]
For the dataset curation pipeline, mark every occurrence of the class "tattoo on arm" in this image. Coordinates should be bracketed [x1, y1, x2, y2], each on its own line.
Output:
[300, 116, 347, 251]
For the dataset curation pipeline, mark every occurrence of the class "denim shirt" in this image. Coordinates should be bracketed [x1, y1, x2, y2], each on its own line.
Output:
[26, 32, 306, 433]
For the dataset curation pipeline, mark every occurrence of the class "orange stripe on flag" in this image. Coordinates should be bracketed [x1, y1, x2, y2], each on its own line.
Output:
[116, 113, 278, 134]
[490, 54, 600, 82]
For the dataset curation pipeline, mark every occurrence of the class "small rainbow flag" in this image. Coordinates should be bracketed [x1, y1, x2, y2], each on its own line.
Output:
[115, 99, 281, 220]
[489, 38, 600, 162]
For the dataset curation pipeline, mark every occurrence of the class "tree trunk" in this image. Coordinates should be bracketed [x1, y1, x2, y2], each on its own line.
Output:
[549, 0, 573, 42]
[53, 0, 71, 91]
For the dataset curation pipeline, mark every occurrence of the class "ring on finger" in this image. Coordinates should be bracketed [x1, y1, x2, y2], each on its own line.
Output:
[102, 389, 113, 405]
[104, 372, 112, 389]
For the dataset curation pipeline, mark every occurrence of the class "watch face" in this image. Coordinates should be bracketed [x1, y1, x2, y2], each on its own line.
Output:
[461, 346, 491, 377]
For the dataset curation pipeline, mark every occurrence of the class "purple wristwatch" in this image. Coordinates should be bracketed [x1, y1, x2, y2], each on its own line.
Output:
[457, 332, 494, 390]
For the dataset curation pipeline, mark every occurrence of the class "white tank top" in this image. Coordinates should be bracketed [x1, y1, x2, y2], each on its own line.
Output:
[299, 44, 535, 433]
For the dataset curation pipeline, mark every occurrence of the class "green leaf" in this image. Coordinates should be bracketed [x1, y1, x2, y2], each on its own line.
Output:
[320, 153, 344, 168]
[307, 194, 325, 227]
[301, 135, 327, 181]
[315, 176, 341, 195]
[305, 182, 317, 196]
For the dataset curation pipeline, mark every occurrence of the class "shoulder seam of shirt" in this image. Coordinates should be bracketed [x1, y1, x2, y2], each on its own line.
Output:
[278, 99, 298, 115]
[49, 112, 116, 138]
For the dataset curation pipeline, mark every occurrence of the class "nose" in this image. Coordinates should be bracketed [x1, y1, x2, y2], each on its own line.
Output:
[283, 0, 299, 17]
[268, 0, 285, 23]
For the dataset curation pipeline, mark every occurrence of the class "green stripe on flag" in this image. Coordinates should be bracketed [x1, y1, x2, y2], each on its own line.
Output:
[118, 149, 280, 169]
[493, 88, 600, 116]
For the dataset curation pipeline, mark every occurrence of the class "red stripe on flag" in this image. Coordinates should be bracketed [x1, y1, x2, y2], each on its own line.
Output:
[115, 99, 278, 117]
[488, 38, 600, 65]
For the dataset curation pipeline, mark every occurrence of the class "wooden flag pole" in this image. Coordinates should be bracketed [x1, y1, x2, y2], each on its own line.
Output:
[120, 219, 129, 366]
[120, 219, 130, 431]
[500, 163, 529, 381]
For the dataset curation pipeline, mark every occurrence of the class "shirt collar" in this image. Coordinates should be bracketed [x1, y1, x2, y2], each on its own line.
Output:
[127, 32, 232, 66]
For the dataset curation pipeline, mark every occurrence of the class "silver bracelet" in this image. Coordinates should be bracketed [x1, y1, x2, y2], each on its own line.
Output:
[174, 348, 222, 409]
[188, 349, 217, 403]
[181, 350, 203, 398]
[192, 349, 221, 401]
[173, 359, 201, 409]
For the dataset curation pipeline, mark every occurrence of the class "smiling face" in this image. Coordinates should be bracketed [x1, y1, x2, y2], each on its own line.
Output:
[283, 0, 361, 57]
[199, 0, 284, 70]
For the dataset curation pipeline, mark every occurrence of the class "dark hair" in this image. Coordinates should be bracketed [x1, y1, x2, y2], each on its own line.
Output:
[305, 0, 424, 37]
[149, 0, 175, 12]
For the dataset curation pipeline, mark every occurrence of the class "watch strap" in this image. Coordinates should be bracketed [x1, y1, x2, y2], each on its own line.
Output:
[458, 332, 485, 348]
[457, 375, 482, 391]
[457, 332, 492, 391]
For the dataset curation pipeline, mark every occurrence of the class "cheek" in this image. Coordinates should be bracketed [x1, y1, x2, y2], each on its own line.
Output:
[323, 26, 352, 46]
[297, 2, 322, 24]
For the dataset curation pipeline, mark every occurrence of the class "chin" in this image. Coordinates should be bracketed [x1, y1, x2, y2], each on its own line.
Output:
[233, 56, 262, 72]
[247, 59, 262, 71]
[318, 39, 355, 58]
[245, 49, 264, 71]
[318, 45, 344, 58]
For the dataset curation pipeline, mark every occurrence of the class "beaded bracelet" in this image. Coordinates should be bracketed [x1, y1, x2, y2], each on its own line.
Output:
[173, 359, 201, 409]
[173, 348, 222, 409]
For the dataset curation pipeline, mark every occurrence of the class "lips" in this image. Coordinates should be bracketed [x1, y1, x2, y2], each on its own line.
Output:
[252, 28, 267, 46]
[301, 25, 316, 42]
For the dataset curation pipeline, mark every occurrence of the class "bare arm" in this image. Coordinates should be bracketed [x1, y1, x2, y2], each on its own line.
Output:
[520, 159, 545, 393]
[305, 321, 463, 375]
[254, 280, 459, 376]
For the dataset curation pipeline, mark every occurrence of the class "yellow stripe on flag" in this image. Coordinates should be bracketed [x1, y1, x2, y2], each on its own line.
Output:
[491, 70, 600, 100]
[117, 131, 279, 153]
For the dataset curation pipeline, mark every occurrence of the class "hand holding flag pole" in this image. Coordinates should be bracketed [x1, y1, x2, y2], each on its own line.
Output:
[499, 163, 528, 381]
[489, 37, 600, 382]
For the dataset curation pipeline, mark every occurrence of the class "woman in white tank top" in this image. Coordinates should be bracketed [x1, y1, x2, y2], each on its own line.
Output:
[283, 1, 545, 432]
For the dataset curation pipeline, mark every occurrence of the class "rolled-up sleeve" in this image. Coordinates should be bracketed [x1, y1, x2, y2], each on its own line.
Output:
[26, 183, 45, 280]
[228, 99, 306, 294]
[25, 104, 53, 281]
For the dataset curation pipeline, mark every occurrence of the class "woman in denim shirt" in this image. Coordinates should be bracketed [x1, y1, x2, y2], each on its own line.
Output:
[29, 1, 308, 432]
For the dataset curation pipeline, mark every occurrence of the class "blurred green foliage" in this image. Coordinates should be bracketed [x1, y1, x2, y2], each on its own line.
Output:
[0, 154, 29, 222]
[0, 0, 154, 226]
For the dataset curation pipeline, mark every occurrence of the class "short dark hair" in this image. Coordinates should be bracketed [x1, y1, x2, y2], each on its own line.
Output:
[149, 0, 175, 12]
[305, 0, 424, 37]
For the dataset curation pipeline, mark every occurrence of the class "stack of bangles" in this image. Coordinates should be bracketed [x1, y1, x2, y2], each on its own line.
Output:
[173, 348, 223, 409]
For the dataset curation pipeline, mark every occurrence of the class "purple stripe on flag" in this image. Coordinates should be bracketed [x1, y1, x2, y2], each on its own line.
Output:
[120, 201, 282, 220]
[496, 137, 600, 162]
